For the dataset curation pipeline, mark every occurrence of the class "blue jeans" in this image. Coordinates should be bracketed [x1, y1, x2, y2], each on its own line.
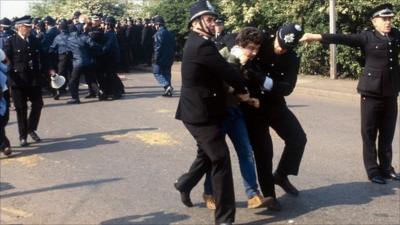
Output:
[153, 64, 172, 88]
[204, 106, 260, 198]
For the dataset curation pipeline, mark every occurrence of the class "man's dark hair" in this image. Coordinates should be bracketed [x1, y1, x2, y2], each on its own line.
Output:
[235, 27, 262, 47]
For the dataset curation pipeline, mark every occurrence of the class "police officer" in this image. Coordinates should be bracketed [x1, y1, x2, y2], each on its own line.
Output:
[300, 3, 400, 184]
[213, 19, 227, 50]
[41, 16, 60, 98]
[174, 1, 249, 224]
[3, 16, 43, 146]
[141, 18, 155, 67]
[241, 24, 307, 210]
[0, 18, 15, 50]
[101, 16, 124, 100]
[49, 19, 72, 97]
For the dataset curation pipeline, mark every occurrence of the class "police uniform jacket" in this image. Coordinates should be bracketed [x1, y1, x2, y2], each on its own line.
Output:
[175, 31, 248, 124]
[153, 26, 175, 66]
[41, 26, 60, 53]
[50, 31, 70, 55]
[0, 29, 15, 50]
[321, 28, 400, 97]
[141, 25, 155, 47]
[67, 32, 98, 67]
[102, 30, 120, 65]
[3, 34, 41, 87]
[250, 34, 300, 108]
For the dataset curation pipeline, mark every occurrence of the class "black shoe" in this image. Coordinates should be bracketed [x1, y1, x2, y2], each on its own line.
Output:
[174, 182, 193, 207]
[274, 172, 299, 196]
[266, 198, 282, 212]
[111, 94, 122, 100]
[382, 170, 400, 181]
[53, 93, 60, 100]
[1, 145, 11, 156]
[84, 93, 97, 99]
[98, 93, 108, 101]
[29, 131, 41, 142]
[162, 86, 173, 97]
[67, 99, 81, 104]
[20, 138, 28, 147]
[370, 175, 386, 184]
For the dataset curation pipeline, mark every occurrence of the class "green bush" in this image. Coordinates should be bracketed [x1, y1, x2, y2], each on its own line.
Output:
[147, 0, 400, 78]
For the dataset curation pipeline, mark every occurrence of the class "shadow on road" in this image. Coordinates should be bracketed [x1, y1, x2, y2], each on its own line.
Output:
[240, 181, 399, 225]
[100, 211, 190, 225]
[2, 128, 158, 159]
[0, 182, 15, 192]
[0, 177, 122, 199]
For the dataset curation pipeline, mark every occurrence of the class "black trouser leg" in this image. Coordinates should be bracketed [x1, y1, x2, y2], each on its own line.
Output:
[175, 146, 211, 192]
[269, 105, 307, 176]
[84, 66, 100, 96]
[377, 97, 397, 174]
[182, 122, 235, 224]
[244, 112, 276, 198]
[11, 88, 28, 139]
[27, 86, 43, 133]
[361, 96, 383, 178]
[58, 54, 72, 91]
[69, 66, 82, 100]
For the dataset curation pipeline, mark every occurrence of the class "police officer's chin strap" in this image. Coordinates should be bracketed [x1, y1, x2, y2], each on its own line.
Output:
[199, 16, 214, 37]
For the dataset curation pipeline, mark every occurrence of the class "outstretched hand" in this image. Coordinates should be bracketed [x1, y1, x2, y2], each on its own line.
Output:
[299, 33, 323, 43]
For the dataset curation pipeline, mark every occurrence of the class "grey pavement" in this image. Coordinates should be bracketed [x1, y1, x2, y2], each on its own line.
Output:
[0, 63, 399, 225]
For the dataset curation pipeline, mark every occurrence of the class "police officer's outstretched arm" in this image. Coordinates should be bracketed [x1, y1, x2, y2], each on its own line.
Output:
[300, 32, 366, 48]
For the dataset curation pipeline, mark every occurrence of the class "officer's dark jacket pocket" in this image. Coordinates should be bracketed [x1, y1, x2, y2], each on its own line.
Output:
[202, 93, 225, 119]
[177, 86, 225, 124]
[357, 68, 382, 95]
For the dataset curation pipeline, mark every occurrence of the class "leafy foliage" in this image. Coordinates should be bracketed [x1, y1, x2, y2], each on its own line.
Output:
[30, 0, 400, 77]
[218, 0, 400, 77]
[29, 0, 129, 20]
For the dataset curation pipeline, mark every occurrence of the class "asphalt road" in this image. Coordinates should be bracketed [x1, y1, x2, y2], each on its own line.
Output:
[0, 65, 399, 225]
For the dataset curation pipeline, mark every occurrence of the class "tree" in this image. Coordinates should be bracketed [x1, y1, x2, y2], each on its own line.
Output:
[29, 0, 131, 20]
[217, 0, 400, 77]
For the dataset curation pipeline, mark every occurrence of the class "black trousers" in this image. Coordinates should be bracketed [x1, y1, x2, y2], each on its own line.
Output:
[361, 95, 398, 178]
[175, 122, 236, 224]
[102, 63, 124, 97]
[57, 53, 72, 90]
[11, 86, 43, 139]
[243, 103, 306, 198]
[69, 65, 100, 100]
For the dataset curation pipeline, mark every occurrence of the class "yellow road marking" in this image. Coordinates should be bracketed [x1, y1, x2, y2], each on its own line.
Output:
[1, 207, 33, 218]
[103, 131, 179, 145]
[156, 109, 172, 113]
[2, 155, 44, 167]
[135, 132, 178, 145]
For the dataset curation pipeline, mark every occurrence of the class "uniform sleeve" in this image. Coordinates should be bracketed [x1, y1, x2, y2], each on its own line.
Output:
[49, 36, 59, 54]
[3, 37, 13, 63]
[270, 53, 300, 96]
[153, 31, 162, 64]
[102, 34, 116, 54]
[321, 32, 367, 48]
[198, 41, 247, 94]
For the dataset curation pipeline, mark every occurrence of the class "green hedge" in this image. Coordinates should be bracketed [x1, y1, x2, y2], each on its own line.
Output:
[146, 0, 400, 78]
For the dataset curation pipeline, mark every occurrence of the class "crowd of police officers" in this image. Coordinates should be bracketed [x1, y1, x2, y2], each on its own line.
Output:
[0, 12, 160, 102]
[0, 12, 161, 147]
